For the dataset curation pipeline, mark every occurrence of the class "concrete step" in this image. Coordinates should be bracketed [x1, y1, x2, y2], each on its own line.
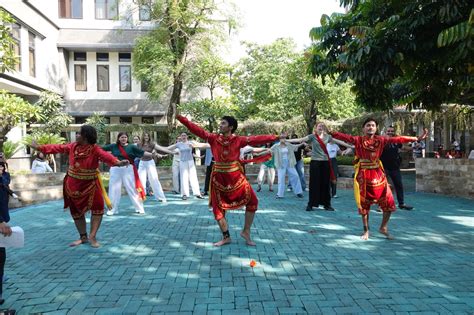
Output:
[10, 185, 64, 208]
[10, 173, 65, 190]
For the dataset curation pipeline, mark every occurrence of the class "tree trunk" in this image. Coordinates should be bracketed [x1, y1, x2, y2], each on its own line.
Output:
[305, 99, 318, 135]
[167, 76, 183, 131]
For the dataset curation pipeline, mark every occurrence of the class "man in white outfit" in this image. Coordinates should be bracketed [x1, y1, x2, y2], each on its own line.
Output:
[271, 133, 303, 199]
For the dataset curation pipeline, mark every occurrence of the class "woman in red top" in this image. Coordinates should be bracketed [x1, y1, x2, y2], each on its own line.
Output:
[31, 125, 128, 248]
[330, 118, 427, 240]
[177, 115, 277, 247]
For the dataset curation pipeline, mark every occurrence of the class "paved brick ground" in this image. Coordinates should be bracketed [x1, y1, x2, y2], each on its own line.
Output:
[3, 178, 474, 314]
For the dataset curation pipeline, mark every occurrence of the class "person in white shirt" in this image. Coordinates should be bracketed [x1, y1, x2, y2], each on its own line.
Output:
[171, 136, 181, 194]
[326, 140, 341, 198]
[271, 133, 303, 199]
[31, 152, 53, 174]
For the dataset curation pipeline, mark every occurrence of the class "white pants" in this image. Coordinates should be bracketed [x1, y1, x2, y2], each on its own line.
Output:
[179, 160, 200, 197]
[257, 164, 275, 186]
[108, 165, 145, 214]
[138, 160, 166, 202]
[277, 160, 303, 197]
[172, 160, 180, 193]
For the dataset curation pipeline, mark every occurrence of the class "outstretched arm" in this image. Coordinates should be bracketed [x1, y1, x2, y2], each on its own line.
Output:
[389, 128, 428, 145]
[330, 132, 356, 144]
[287, 135, 310, 143]
[34, 142, 73, 155]
[333, 139, 355, 149]
[176, 115, 212, 142]
[190, 141, 211, 149]
[154, 144, 176, 155]
[246, 135, 278, 147]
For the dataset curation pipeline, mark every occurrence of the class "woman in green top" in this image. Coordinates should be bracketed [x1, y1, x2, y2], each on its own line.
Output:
[103, 132, 154, 215]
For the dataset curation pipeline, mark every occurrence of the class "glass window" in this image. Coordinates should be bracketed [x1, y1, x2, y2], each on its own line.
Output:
[28, 32, 35, 77]
[95, 0, 118, 20]
[142, 117, 154, 124]
[118, 52, 131, 62]
[97, 65, 109, 91]
[119, 65, 131, 92]
[139, 4, 151, 21]
[74, 65, 87, 91]
[74, 52, 87, 61]
[75, 117, 87, 124]
[96, 52, 109, 62]
[10, 24, 21, 72]
[59, 0, 83, 18]
[119, 117, 132, 124]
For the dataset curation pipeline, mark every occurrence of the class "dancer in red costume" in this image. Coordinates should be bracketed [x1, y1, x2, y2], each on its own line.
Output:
[31, 125, 128, 248]
[177, 115, 277, 246]
[330, 118, 427, 240]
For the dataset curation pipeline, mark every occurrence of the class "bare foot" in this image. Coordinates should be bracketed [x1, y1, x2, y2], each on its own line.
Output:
[213, 238, 231, 247]
[360, 231, 370, 240]
[379, 227, 394, 240]
[89, 237, 101, 248]
[240, 231, 256, 246]
[69, 238, 88, 247]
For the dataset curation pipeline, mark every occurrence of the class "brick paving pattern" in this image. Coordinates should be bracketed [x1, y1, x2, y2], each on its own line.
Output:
[3, 181, 474, 314]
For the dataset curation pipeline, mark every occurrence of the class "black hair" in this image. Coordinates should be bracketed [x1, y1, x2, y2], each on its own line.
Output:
[362, 117, 378, 128]
[116, 132, 128, 145]
[36, 152, 45, 160]
[80, 125, 98, 144]
[222, 116, 238, 133]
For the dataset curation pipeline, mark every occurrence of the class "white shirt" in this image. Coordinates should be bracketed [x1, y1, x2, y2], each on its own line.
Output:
[327, 143, 340, 159]
[176, 142, 193, 162]
[240, 145, 253, 160]
[281, 147, 289, 160]
[31, 159, 53, 174]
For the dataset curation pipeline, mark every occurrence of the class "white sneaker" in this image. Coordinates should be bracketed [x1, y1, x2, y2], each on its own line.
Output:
[106, 210, 114, 216]
[305, 188, 309, 192]
[12, 193, 19, 199]
[333, 195, 338, 198]
[159, 199, 167, 203]
[208, 208, 213, 212]
[287, 188, 292, 192]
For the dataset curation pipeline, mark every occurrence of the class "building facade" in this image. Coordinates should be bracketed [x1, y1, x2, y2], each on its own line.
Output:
[1, 0, 167, 169]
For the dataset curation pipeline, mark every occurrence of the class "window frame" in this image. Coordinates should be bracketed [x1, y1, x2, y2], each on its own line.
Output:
[95, 0, 118, 20]
[139, 3, 151, 21]
[10, 23, 21, 72]
[74, 64, 87, 91]
[58, 0, 83, 19]
[119, 65, 132, 92]
[96, 65, 110, 92]
[28, 32, 36, 77]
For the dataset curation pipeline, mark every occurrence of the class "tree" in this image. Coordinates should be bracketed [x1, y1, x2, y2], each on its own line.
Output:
[132, 0, 237, 130]
[0, 8, 18, 73]
[180, 97, 237, 132]
[231, 38, 298, 121]
[0, 90, 41, 151]
[309, 0, 473, 111]
[86, 112, 108, 144]
[34, 91, 73, 135]
[187, 54, 232, 100]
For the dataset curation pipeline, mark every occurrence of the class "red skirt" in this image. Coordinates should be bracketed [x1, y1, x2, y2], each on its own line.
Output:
[356, 168, 395, 214]
[63, 172, 105, 219]
[210, 162, 258, 220]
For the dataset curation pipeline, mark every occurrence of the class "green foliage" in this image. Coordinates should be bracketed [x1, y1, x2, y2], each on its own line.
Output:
[22, 133, 66, 146]
[85, 113, 108, 144]
[187, 54, 232, 100]
[34, 91, 73, 134]
[180, 97, 237, 132]
[132, 0, 237, 130]
[0, 90, 42, 150]
[0, 9, 18, 73]
[158, 157, 173, 167]
[336, 155, 354, 166]
[309, 0, 473, 111]
[2, 141, 22, 159]
[231, 39, 361, 132]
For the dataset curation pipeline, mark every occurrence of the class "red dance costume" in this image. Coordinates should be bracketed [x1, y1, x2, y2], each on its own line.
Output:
[39, 143, 118, 218]
[177, 115, 277, 220]
[331, 132, 415, 215]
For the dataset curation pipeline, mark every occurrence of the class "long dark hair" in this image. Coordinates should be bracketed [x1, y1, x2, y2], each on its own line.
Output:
[141, 132, 153, 146]
[116, 132, 128, 145]
[80, 125, 98, 144]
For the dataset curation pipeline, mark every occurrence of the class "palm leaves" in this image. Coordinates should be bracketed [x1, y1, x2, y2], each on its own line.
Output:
[437, 8, 474, 47]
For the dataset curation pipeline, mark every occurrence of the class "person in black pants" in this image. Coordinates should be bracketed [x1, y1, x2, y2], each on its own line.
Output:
[0, 162, 13, 305]
[202, 148, 214, 196]
[380, 126, 413, 210]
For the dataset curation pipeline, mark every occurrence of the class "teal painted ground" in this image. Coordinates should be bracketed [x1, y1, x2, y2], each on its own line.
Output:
[4, 177, 474, 314]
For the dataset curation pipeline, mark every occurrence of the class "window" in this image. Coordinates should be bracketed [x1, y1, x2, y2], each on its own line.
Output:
[139, 4, 151, 21]
[118, 52, 131, 62]
[119, 65, 131, 92]
[96, 52, 109, 62]
[119, 117, 132, 124]
[142, 117, 154, 124]
[95, 0, 118, 20]
[74, 65, 87, 91]
[28, 32, 35, 77]
[10, 24, 21, 72]
[141, 80, 149, 92]
[59, 0, 83, 18]
[75, 117, 87, 124]
[97, 65, 109, 91]
[74, 52, 87, 61]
